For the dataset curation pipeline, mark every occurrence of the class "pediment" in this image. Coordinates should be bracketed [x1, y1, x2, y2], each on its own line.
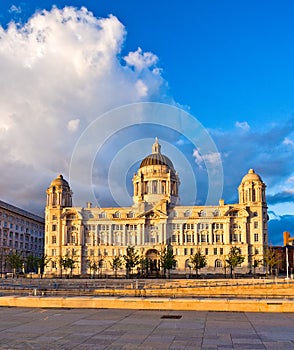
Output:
[61, 208, 83, 220]
[138, 208, 168, 220]
[224, 208, 249, 218]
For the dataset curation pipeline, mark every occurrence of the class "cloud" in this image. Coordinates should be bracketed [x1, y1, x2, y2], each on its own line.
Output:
[283, 137, 294, 147]
[268, 214, 294, 245]
[67, 119, 80, 133]
[235, 121, 250, 131]
[9, 5, 22, 14]
[267, 190, 294, 205]
[192, 148, 222, 169]
[124, 47, 158, 72]
[0, 6, 170, 215]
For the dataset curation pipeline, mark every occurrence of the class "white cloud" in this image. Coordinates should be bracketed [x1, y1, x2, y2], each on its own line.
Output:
[0, 6, 170, 214]
[124, 47, 158, 72]
[192, 149, 222, 169]
[235, 121, 250, 131]
[67, 119, 80, 133]
[283, 137, 294, 147]
[9, 5, 22, 14]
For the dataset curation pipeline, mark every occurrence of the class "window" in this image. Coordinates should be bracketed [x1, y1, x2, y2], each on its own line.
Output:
[198, 223, 209, 230]
[52, 235, 57, 244]
[205, 248, 209, 255]
[172, 235, 177, 243]
[254, 222, 258, 229]
[254, 233, 259, 242]
[113, 211, 120, 218]
[213, 223, 223, 230]
[99, 212, 106, 219]
[51, 249, 56, 256]
[199, 210, 206, 217]
[184, 248, 188, 255]
[186, 235, 193, 243]
[52, 224, 57, 231]
[184, 210, 191, 217]
[183, 223, 194, 230]
[52, 215, 57, 220]
[172, 224, 180, 230]
[215, 259, 222, 268]
[214, 248, 217, 255]
[220, 248, 223, 255]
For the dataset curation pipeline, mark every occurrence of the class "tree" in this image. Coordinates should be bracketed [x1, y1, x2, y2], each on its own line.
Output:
[25, 254, 38, 273]
[64, 255, 76, 277]
[110, 256, 123, 278]
[87, 259, 99, 278]
[263, 246, 281, 277]
[139, 256, 150, 277]
[36, 255, 51, 278]
[252, 257, 262, 277]
[226, 246, 245, 278]
[6, 252, 23, 277]
[59, 254, 77, 278]
[160, 246, 176, 278]
[190, 249, 207, 277]
[123, 246, 140, 278]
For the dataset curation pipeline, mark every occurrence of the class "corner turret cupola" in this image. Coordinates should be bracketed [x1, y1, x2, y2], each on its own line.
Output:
[46, 174, 72, 208]
[238, 169, 266, 205]
[132, 138, 180, 208]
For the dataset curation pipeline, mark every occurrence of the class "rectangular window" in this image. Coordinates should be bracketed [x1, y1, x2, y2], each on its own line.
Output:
[184, 248, 188, 255]
[214, 248, 217, 255]
[254, 233, 259, 242]
[52, 236, 57, 244]
[52, 224, 57, 231]
[220, 248, 223, 255]
[51, 249, 56, 256]
[205, 248, 208, 255]
[254, 222, 258, 229]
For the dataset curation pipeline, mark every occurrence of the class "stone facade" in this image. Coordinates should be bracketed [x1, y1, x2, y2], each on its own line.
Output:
[0, 200, 45, 275]
[44, 139, 268, 276]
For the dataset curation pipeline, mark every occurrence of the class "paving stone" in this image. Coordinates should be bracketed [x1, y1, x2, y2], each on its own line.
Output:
[0, 308, 293, 349]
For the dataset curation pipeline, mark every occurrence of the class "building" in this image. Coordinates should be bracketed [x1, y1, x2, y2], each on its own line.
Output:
[44, 139, 268, 276]
[283, 231, 294, 246]
[0, 199, 45, 276]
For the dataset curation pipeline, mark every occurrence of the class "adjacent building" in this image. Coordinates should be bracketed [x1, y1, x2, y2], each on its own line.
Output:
[0, 200, 45, 276]
[44, 139, 268, 276]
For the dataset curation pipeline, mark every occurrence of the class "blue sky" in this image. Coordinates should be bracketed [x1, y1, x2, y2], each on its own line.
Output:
[0, 1, 294, 244]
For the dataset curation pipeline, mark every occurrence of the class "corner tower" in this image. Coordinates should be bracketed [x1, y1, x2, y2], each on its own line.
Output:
[238, 169, 266, 205]
[238, 169, 268, 260]
[132, 138, 180, 209]
[45, 175, 73, 275]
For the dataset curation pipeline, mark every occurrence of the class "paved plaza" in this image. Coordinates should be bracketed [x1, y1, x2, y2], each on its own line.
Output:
[0, 308, 293, 349]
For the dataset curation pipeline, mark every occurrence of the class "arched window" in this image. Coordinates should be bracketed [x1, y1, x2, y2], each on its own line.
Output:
[184, 210, 191, 218]
[99, 212, 106, 219]
[215, 259, 222, 268]
[113, 211, 120, 218]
